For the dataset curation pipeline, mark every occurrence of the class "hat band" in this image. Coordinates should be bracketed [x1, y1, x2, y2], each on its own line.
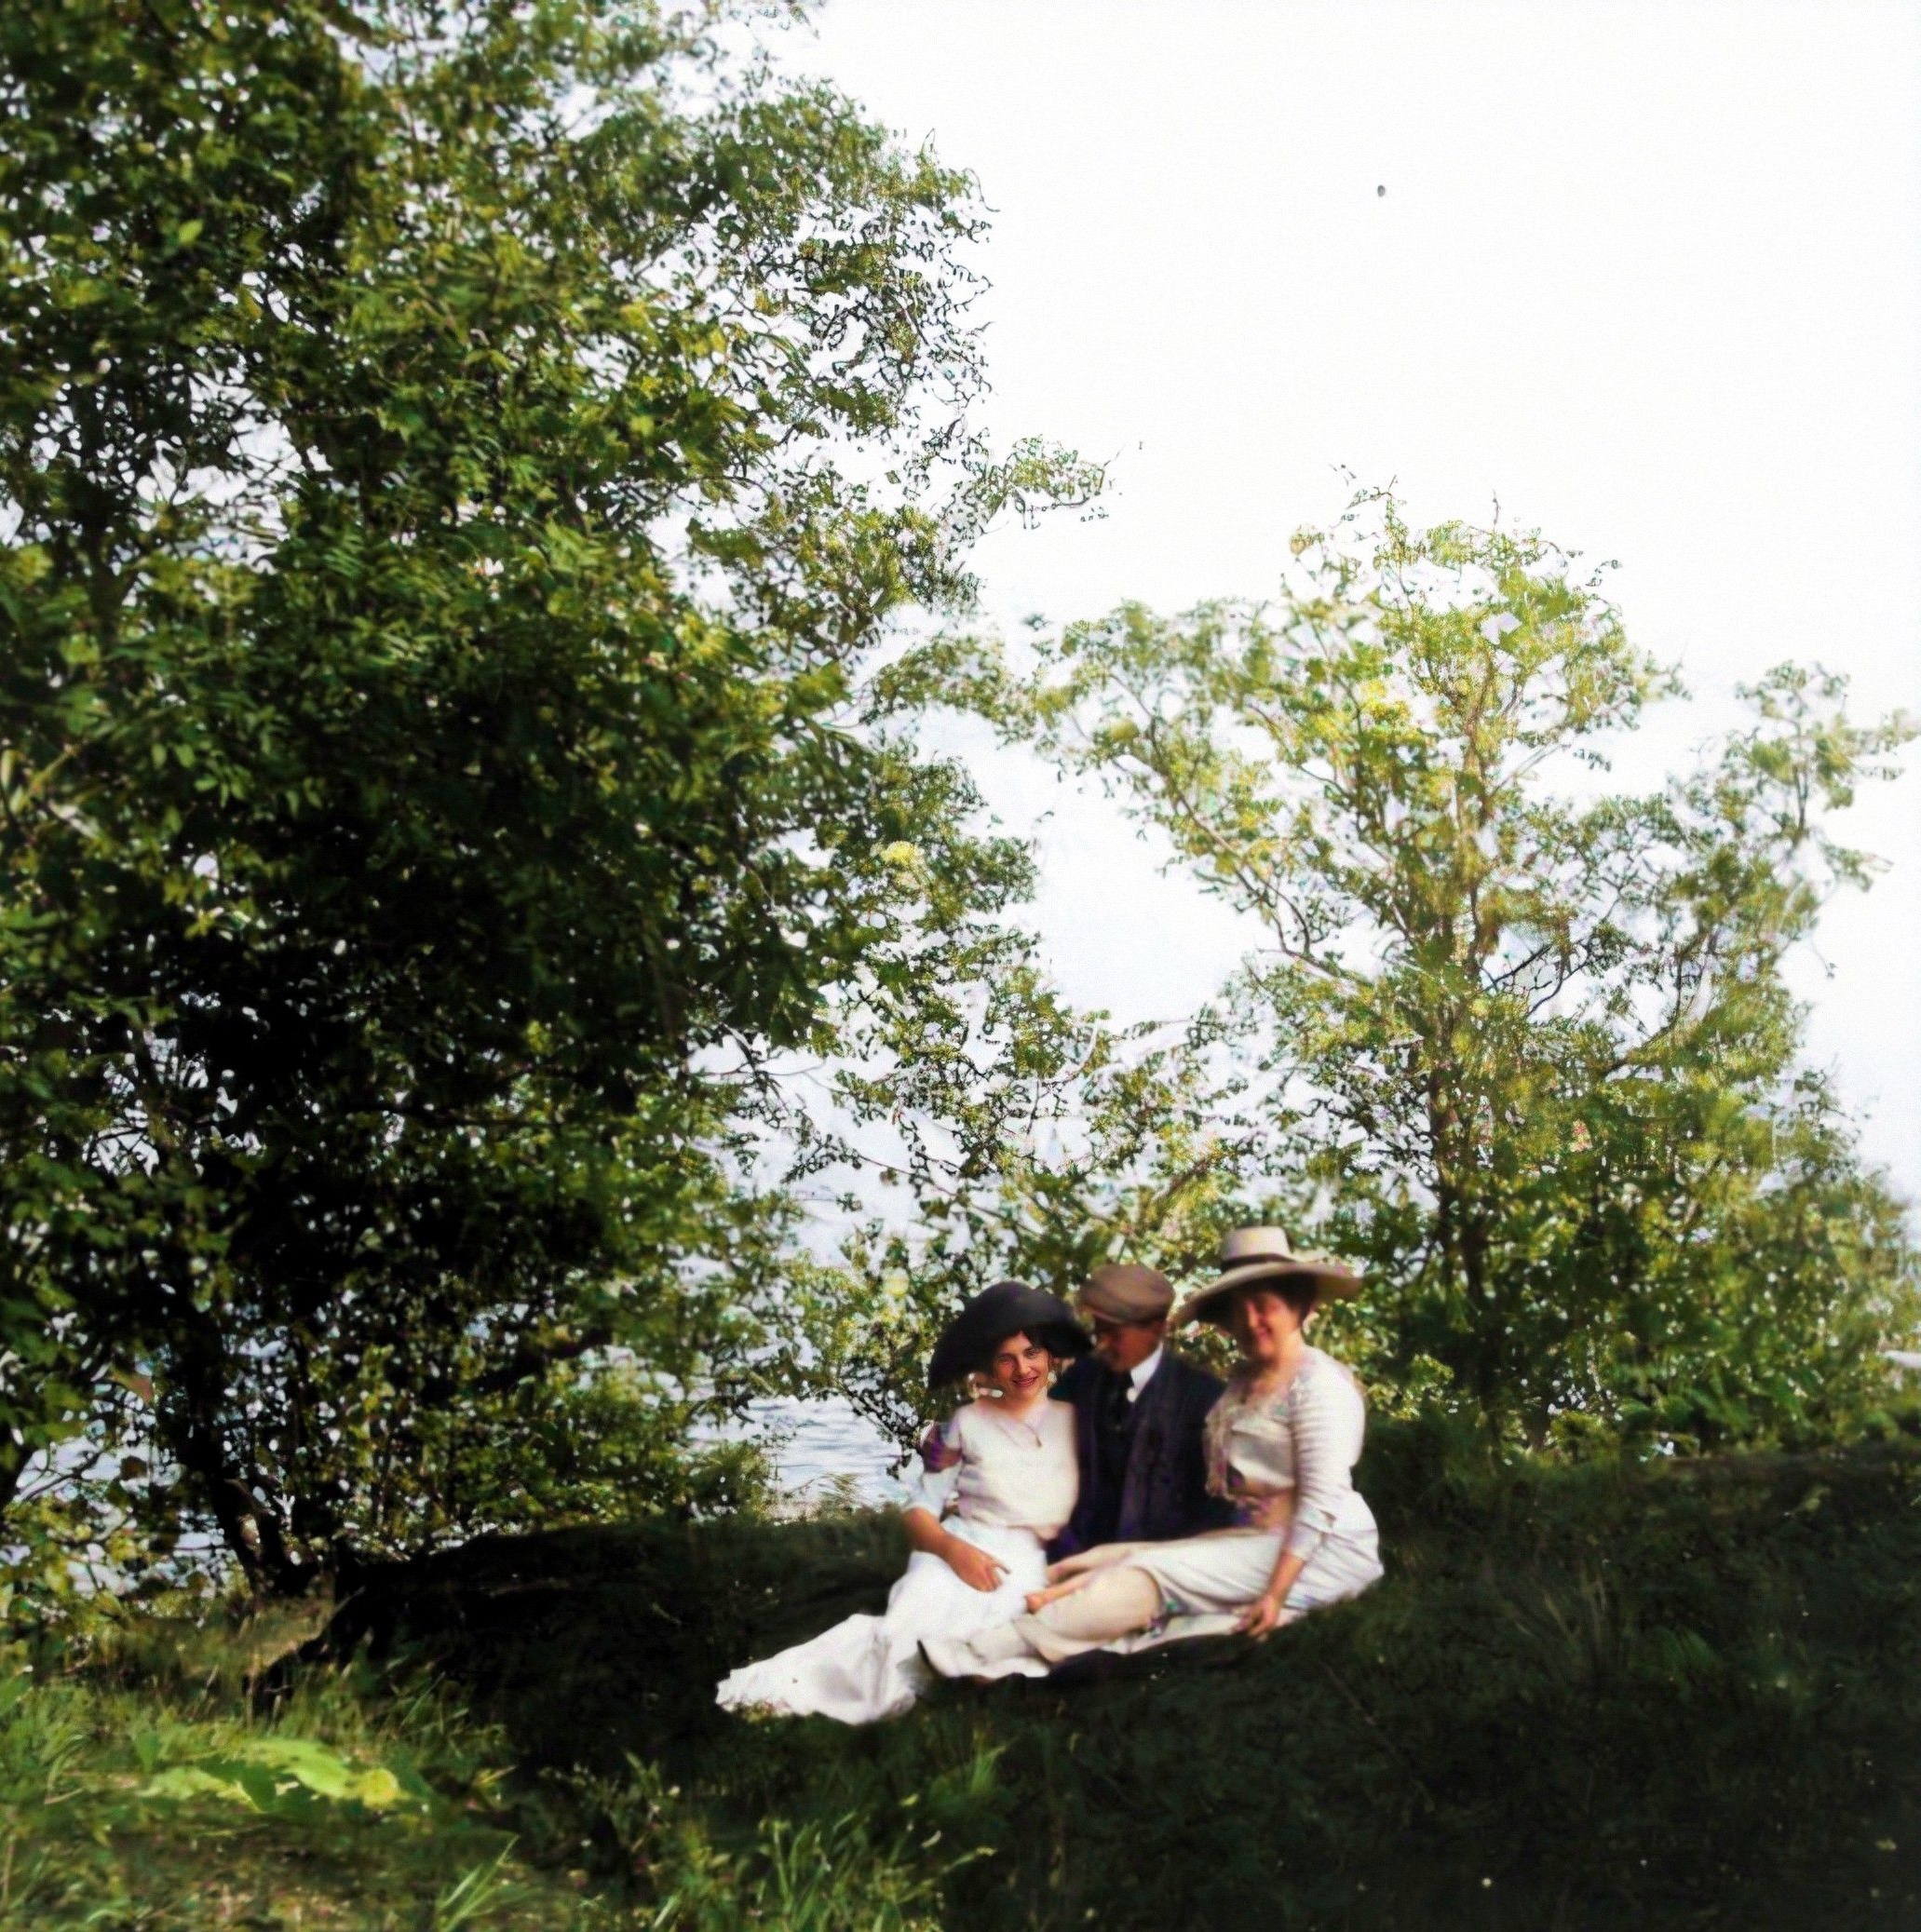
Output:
[1218, 1253, 1295, 1278]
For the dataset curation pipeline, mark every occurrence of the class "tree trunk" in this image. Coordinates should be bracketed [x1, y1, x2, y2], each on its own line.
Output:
[162, 1314, 316, 1600]
[1459, 1205, 1505, 1439]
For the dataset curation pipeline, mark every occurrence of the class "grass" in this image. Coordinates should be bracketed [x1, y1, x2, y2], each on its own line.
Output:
[0, 1630, 586, 1930]
[9, 1425, 1921, 1927]
[0, 1617, 949, 1929]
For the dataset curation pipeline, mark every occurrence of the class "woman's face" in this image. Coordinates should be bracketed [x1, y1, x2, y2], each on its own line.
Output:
[982, 1331, 1053, 1401]
[1229, 1287, 1304, 1366]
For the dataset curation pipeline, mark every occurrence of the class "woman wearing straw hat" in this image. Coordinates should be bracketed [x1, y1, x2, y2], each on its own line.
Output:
[921, 1229, 1383, 1680]
[716, 1279, 1089, 1723]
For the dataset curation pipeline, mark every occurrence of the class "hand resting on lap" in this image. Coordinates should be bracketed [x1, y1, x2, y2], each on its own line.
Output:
[943, 1539, 1009, 1594]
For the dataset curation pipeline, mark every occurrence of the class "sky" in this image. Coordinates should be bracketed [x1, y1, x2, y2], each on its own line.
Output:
[795, 0, 1921, 1195]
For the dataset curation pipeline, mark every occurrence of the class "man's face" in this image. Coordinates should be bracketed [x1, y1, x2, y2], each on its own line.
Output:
[1089, 1313, 1166, 1376]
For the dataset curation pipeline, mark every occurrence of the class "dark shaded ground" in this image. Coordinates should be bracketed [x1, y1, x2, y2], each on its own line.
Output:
[333, 1429, 1921, 1929]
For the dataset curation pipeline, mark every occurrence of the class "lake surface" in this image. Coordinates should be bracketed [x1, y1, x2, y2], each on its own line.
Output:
[743, 1396, 910, 1511]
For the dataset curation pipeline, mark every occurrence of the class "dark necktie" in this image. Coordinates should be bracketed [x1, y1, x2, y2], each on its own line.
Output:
[1100, 1367, 1133, 1436]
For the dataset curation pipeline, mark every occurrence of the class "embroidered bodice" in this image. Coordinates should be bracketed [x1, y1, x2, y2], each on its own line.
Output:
[1202, 1345, 1370, 1561]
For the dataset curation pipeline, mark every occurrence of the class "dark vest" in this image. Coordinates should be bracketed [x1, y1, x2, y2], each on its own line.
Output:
[1086, 1368, 1137, 1547]
[1049, 1350, 1230, 1559]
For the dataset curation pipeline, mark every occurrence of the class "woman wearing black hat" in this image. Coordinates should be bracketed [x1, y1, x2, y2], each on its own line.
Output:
[716, 1280, 1089, 1723]
[922, 1230, 1383, 1681]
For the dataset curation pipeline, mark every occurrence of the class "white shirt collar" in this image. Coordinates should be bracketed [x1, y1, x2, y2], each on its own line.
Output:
[1127, 1344, 1165, 1399]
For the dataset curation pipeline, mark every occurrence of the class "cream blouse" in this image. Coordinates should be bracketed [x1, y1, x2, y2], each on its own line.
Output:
[1203, 1345, 1371, 1564]
[904, 1396, 1078, 1540]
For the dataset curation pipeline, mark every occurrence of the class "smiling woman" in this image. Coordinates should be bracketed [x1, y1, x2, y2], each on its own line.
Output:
[715, 1281, 1089, 1723]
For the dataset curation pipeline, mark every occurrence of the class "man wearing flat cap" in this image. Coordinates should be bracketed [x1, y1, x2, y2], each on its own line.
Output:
[1048, 1262, 1231, 1560]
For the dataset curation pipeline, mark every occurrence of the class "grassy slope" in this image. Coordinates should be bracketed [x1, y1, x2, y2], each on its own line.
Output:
[335, 1428, 1921, 1930]
[10, 1431, 1921, 1929]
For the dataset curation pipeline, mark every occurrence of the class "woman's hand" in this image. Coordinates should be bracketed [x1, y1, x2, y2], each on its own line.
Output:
[1236, 1587, 1290, 1642]
[901, 1506, 1005, 1590]
[943, 1539, 1009, 1594]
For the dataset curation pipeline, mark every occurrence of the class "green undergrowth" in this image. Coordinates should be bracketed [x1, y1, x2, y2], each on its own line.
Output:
[0, 1617, 949, 1930]
[10, 1427, 1921, 1928]
[338, 1425, 1921, 1929]
[0, 1631, 575, 1930]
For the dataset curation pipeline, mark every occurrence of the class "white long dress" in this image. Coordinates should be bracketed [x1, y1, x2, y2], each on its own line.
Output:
[714, 1394, 1078, 1723]
[1119, 1344, 1384, 1640]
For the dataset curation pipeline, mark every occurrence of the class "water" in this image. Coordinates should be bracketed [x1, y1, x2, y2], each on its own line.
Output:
[744, 1396, 910, 1513]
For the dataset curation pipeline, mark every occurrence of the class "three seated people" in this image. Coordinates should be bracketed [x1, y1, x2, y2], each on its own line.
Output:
[716, 1227, 1383, 1723]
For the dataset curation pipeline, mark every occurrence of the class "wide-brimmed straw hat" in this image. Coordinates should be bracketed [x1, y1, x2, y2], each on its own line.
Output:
[926, 1279, 1091, 1388]
[1172, 1226, 1362, 1329]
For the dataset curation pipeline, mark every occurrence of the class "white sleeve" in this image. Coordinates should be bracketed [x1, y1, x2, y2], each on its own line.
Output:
[903, 1412, 965, 1521]
[1282, 1365, 1366, 1564]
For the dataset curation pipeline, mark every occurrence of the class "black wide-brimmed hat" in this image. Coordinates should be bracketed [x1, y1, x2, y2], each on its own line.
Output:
[926, 1279, 1091, 1389]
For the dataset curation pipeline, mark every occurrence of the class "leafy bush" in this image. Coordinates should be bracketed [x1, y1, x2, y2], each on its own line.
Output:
[0, 0, 1094, 1593]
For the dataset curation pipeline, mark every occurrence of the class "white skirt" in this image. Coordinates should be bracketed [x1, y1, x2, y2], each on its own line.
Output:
[1109, 1493, 1384, 1653]
[715, 1518, 1048, 1724]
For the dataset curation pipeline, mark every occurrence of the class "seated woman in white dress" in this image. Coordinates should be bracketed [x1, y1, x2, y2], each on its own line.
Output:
[921, 1228, 1382, 1680]
[715, 1278, 1088, 1724]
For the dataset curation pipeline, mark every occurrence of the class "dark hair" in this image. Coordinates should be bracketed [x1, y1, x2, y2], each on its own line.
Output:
[975, 1325, 1078, 1374]
[1236, 1277, 1318, 1324]
[928, 1280, 1092, 1389]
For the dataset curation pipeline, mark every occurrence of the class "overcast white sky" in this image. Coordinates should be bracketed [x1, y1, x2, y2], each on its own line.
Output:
[799, 0, 1921, 1195]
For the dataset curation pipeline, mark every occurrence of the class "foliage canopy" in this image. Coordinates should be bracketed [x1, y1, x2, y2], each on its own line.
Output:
[0, 0, 1094, 1593]
[882, 495, 1917, 1450]
[1, 0, 1910, 1615]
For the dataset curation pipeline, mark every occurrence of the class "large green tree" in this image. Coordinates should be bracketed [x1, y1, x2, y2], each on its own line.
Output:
[0, 0, 1094, 1592]
[900, 494, 1917, 1450]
